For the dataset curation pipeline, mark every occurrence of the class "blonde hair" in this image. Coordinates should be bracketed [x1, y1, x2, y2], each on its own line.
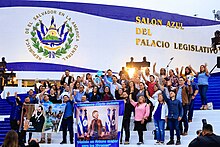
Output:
[137, 96, 146, 106]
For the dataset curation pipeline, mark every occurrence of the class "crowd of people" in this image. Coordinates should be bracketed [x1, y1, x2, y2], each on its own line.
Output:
[3, 62, 218, 146]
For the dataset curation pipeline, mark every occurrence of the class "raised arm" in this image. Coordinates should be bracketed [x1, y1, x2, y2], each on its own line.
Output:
[90, 77, 98, 87]
[93, 78, 99, 87]
[153, 62, 159, 77]
[115, 87, 120, 100]
[69, 83, 74, 101]
[145, 90, 157, 106]
[39, 90, 46, 102]
[204, 63, 209, 76]
[15, 92, 23, 106]
[180, 66, 184, 77]
[129, 94, 137, 107]
[81, 74, 86, 85]
[141, 72, 148, 83]
[6, 92, 14, 105]
[160, 86, 169, 103]
[104, 73, 112, 85]
[60, 74, 65, 85]
[175, 67, 180, 78]
[70, 75, 74, 83]
[57, 88, 62, 100]
[189, 65, 198, 76]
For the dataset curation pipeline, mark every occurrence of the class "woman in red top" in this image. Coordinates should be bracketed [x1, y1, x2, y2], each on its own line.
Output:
[101, 86, 114, 101]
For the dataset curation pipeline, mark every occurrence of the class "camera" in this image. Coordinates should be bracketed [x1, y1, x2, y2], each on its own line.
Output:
[196, 119, 207, 136]
[202, 119, 207, 127]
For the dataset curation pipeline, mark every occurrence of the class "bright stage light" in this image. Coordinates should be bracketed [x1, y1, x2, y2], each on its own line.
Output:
[141, 67, 147, 74]
[12, 77, 16, 82]
[127, 68, 136, 78]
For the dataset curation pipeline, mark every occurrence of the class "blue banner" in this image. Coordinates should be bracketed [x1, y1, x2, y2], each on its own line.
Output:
[74, 100, 124, 147]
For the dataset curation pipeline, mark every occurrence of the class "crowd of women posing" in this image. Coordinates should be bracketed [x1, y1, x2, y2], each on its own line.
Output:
[3, 62, 210, 146]
[112, 63, 209, 145]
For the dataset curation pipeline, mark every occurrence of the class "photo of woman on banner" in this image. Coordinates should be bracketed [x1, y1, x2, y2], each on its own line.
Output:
[87, 110, 104, 140]
[29, 105, 45, 132]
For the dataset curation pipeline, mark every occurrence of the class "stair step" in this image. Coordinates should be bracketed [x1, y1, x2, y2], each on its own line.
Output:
[0, 123, 10, 126]
[0, 130, 10, 134]
[0, 134, 6, 138]
[0, 126, 11, 129]
[0, 113, 11, 115]
[0, 110, 218, 146]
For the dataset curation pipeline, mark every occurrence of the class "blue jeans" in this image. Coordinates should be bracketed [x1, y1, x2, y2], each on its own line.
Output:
[188, 99, 194, 120]
[198, 85, 208, 105]
[154, 119, 165, 142]
[168, 118, 180, 140]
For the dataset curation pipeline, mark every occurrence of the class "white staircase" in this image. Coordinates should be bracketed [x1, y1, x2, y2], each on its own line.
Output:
[29, 110, 220, 147]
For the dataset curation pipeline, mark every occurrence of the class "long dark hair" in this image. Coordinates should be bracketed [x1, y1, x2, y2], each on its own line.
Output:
[102, 86, 114, 100]
[93, 86, 100, 95]
[86, 73, 91, 80]
[73, 81, 80, 89]
[139, 82, 146, 90]
[104, 86, 111, 95]
[185, 66, 192, 76]
[128, 81, 136, 92]
[169, 69, 175, 76]
[199, 65, 206, 73]
[160, 68, 166, 76]
[129, 81, 135, 88]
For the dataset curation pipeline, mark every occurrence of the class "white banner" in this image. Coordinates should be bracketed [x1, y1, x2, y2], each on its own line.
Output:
[0, 2, 220, 76]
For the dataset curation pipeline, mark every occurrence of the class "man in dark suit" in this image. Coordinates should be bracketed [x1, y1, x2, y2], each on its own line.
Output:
[188, 124, 220, 147]
[60, 69, 73, 86]
[30, 105, 45, 132]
